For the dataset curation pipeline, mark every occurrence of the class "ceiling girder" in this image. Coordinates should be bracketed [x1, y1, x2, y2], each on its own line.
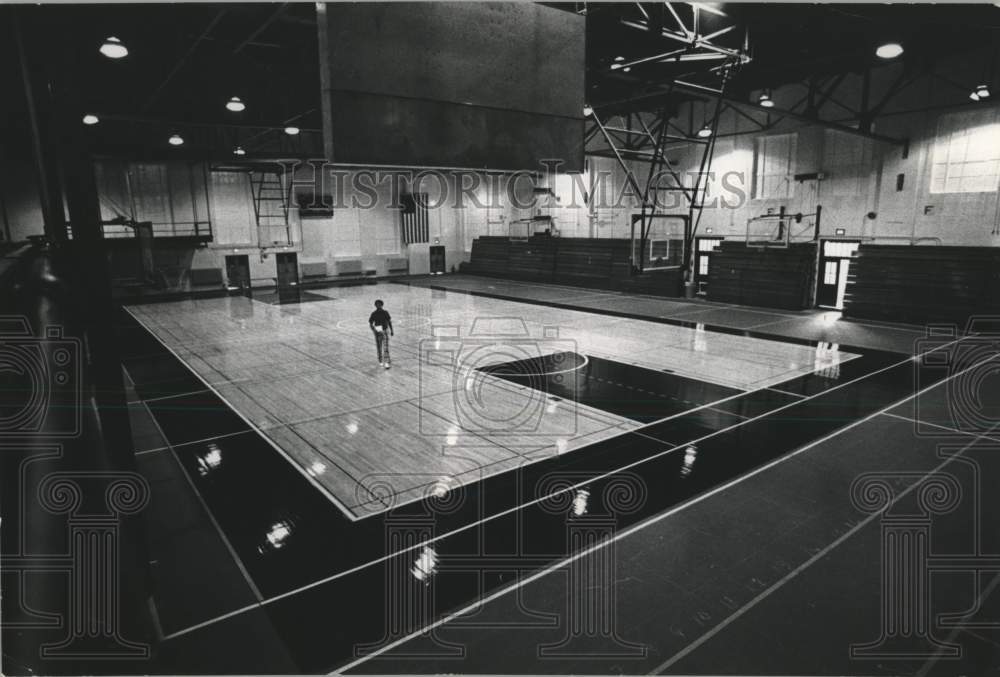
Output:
[669, 80, 907, 145]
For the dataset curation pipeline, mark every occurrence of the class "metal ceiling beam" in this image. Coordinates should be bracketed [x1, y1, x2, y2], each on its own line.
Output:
[141, 10, 227, 113]
[233, 3, 289, 55]
[722, 101, 769, 130]
[814, 73, 848, 113]
[590, 110, 645, 197]
[669, 80, 907, 145]
[866, 65, 921, 121]
[603, 125, 694, 144]
[620, 18, 750, 62]
[638, 111, 695, 201]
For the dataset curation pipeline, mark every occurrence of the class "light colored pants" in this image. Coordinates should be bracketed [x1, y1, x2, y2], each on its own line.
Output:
[375, 331, 390, 363]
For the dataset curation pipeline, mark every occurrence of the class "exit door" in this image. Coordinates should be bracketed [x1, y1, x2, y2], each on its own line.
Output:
[225, 255, 250, 290]
[693, 236, 723, 295]
[817, 240, 860, 309]
[429, 246, 446, 275]
[275, 252, 299, 288]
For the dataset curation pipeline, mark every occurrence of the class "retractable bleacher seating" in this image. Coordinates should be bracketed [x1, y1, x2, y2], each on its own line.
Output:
[464, 235, 681, 295]
[843, 245, 1000, 326]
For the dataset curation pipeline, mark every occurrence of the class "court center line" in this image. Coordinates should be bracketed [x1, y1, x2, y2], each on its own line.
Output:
[340, 350, 1000, 675]
[161, 330, 973, 644]
[133, 388, 462, 461]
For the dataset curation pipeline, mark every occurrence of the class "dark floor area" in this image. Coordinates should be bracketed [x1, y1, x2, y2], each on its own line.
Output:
[120, 275, 1000, 675]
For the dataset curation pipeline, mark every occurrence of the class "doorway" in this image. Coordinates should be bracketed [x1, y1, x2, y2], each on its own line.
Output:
[429, 246, 446, 275]
[224, 254, 250, 291]
[817, 240, 860, 310]
[275, 252, 299, 288]
[693, 236, 724, 295]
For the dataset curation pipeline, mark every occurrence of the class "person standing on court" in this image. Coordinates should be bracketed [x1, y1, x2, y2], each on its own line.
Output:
[368, 299, 394, 368]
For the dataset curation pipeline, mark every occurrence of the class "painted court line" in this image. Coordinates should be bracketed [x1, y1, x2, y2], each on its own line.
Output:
[916, 570, 1000, 677]
[162, 331, 972, 647]
[139, 398, 265, 605]
[124, 306, 362, 523]
[649, 416, 1000, 675]
[881, 411, 1000, 442]
[767, 387, 807, 399]
[340, 349, 999, 675]
[138, 387, 213, 403]
[413, 278, 928, 354]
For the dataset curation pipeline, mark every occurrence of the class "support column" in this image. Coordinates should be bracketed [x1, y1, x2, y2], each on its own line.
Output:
[12, 7, 67, 244]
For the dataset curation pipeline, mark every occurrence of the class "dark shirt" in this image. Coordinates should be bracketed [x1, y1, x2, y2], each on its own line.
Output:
[369, 309, 392, 331]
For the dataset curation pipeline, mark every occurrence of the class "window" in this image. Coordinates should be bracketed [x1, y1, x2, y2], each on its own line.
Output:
[333, 215, 361, 257]
[697, 237, 723, 252]
[823, 241, 859, 258]
[930, 109, 1000, 194]
[95, 161, 211, 238]
[375, 217, 400, 255]
[753, 134, 796, 199]
[131, 164, 170, 225]
[823, 261, 837, 285]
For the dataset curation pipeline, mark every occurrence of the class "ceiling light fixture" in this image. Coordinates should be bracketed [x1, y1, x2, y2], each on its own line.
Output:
[226, 96, 246, 112]
[614, 55, 625, 62]
[284, 126, 300, 135]
[975, 84, 991, 100]
[99, 36, 128, 59]
[168, 133, 184, 146]
[582, 104, 593, 117]
[696, 123, 713, 138]
[623, 66, 632, 73]
[233, 146, 246, 156]
[758, 90, 774, 108]
[875, 42, 903, 59]
[82, 114, 99, 125]
[610, 63, 622, 70]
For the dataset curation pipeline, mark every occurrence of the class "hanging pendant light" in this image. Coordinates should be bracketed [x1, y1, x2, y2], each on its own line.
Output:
[99, 36, 128, 59]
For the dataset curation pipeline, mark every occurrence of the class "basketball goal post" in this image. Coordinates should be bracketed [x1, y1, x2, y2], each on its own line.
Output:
[746, 205, 823, 248]
[508, 215, 555, 241]
[630, 213, 691, 274]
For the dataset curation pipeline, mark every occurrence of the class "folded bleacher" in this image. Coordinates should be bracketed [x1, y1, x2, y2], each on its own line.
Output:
[464, 235, 682, 295]
[843, 245, 1000, 326]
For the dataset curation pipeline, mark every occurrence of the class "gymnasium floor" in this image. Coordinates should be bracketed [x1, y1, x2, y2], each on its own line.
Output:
[117, 276, 1000, 675]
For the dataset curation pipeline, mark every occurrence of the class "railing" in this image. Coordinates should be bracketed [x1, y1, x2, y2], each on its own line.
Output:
[859, 235, 943, 246]
[101, 221, 212, 239]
